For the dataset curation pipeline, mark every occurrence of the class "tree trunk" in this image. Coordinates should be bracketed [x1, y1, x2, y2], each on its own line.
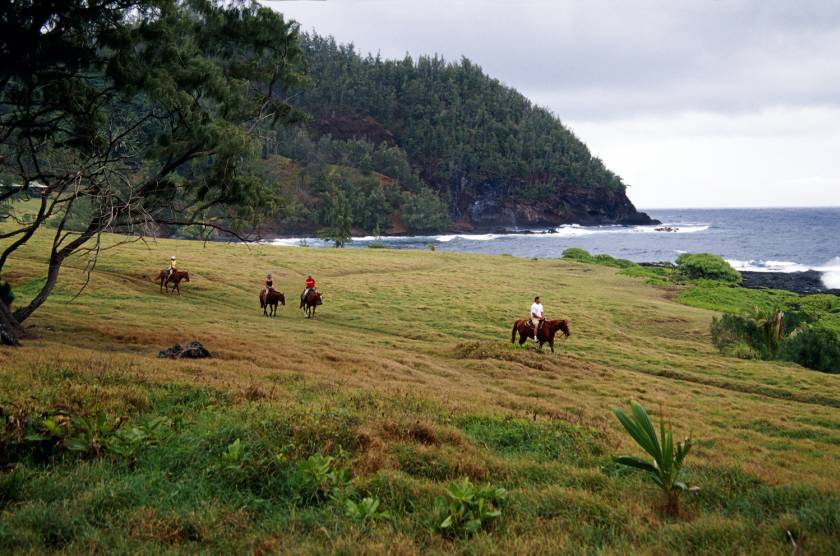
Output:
[13, 255, 63, 324]
[0, 300, 23, 346]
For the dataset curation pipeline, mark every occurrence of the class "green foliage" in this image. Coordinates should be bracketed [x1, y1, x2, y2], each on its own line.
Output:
[2, 407, 170, 464]
[293, 453, 351, 504]
[710, 309, 792, 360]
[0, 0, 306, 333]
[431, 478, 507, 537]
[780, 327, 840, 373]
[612, 401, 695, 516]
[320, 186, 353, 247]
[562, 248, 634, 269]
[676, 253, 741, 283]
[221, 438, 246, 471]
[299, 34, 628, 200]
[401, 188, 450, 233]
[709, 307, 839, 372]
[344, 496, 390, 524]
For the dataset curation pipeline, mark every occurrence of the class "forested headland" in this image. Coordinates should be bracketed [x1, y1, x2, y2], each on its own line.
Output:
[254, 34, 657, 236]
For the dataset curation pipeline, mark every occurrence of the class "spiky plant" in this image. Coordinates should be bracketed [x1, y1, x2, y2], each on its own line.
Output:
[612, 401, 695, 516]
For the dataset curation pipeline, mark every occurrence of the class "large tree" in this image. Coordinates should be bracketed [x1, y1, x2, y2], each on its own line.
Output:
[0, 0, 306, 345]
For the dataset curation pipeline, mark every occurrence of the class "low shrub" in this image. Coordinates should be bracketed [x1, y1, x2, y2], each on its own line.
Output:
[676, 253, 741, 283]
[431, 477, 507, 538]
[780, 327, 840, 373]
[710, 309, 838, 372]
[344, 496, 390, 524]
[562, 248, 634, 269]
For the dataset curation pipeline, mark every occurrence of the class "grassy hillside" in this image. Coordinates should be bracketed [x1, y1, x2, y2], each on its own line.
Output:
[1, 227, 839, 554]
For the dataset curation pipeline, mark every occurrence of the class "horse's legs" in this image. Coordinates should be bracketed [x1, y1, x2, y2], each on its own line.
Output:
[549, 340, 554, 353]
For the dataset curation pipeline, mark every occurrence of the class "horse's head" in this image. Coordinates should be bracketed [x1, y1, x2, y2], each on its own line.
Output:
[557, 319, 571, 337]
[279, 292, 286, 305]
[183, 272, 190, 282]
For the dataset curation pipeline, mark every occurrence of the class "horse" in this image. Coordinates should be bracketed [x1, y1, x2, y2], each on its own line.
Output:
[156, 270, 190, 295]
[300, 289, 323, 318]
[511, 318, 570, 353]
[260, 289, 285, 317]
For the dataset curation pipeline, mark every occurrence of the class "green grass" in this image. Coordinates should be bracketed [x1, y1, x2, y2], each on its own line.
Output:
[1, 224, 839, 553]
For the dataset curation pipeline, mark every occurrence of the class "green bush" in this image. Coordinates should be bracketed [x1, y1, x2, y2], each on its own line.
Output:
[562, 248, 635, 269]
[780, 327, 840, 373]
[676, 253, 741, 283]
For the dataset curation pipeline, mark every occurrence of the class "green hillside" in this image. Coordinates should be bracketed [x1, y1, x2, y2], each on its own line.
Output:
[1, 225, 839, 554]
[255, 34, 656, 235]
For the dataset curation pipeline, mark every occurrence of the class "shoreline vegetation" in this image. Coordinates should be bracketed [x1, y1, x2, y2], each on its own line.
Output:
[561, 249, 840, 373]
[1, 227, 839, 553]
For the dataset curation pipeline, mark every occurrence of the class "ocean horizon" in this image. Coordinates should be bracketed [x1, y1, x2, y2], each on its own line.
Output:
[267, 207, 840, 289]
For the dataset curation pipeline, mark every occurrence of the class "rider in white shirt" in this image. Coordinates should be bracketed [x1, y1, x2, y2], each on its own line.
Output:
[530, 296, 544, 341]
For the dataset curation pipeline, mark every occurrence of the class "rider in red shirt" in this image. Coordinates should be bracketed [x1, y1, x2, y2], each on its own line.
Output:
[305, 275, 316, 290]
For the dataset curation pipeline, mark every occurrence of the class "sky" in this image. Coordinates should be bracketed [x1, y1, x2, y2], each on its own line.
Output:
[265, 0, 840, 209]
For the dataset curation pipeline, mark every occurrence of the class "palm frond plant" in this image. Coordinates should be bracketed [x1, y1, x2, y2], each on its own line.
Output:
[611, 401, 696, 516]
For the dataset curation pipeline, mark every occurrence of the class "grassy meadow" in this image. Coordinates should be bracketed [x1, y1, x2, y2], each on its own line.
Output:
[1, 224, 840, 554]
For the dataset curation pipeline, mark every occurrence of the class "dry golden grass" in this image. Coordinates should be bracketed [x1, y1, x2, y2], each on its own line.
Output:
[2, 225, 839, 553]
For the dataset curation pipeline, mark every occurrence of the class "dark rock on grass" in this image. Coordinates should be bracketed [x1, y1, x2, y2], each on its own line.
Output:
[158, 341, 212, 359]
[741, 270, 840, 296]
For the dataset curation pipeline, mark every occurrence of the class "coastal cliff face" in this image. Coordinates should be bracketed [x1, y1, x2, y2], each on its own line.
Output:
[449, 179, 657, 231]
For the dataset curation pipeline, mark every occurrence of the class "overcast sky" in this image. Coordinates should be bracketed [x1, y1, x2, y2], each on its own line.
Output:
[266, 0, 840, 208]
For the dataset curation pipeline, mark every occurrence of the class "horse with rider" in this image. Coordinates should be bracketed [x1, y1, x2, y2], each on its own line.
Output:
[511, 295, 570, 352]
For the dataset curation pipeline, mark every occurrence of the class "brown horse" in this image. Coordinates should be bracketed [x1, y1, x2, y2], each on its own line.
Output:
[260, 289, 285, 317]
[156, 270, 190, 294]
[511, 318, 570, 353]
[300, 289, 323, 318]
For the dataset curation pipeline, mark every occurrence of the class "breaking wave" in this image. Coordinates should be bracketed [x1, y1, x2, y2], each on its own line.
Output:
[727, 257, 840, 290]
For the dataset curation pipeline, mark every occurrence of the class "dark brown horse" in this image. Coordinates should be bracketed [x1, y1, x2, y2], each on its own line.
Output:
[511, 318, 570, 353]
[300, 289, 323, 318]
[156, 270, 190, 294]
[260, 289, 285, 317]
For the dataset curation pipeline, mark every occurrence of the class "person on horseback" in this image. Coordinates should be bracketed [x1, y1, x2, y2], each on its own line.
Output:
[165, 256, 177, 282]
[530, 295, 544, 341]
[264, 273, 274, 296]
[302, 274, 316, 302]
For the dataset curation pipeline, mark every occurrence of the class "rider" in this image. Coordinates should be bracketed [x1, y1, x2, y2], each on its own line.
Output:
[530, 295, 545, 341]
[264, 273, 274, 296]
[166, 256, 177, 281]
[302, 274, 316, 301]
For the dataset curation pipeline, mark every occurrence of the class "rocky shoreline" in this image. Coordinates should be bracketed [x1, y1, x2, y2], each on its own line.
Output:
[741, 270, 840, 296]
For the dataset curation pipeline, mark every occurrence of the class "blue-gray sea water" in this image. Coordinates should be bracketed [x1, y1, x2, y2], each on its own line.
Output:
[270, 208, 840, 288]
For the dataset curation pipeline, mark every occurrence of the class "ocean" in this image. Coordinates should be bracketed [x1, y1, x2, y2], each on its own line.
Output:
[270, 207, 840, 289]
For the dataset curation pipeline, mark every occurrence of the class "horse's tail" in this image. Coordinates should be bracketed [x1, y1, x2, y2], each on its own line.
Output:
[511, 320, 519, 343]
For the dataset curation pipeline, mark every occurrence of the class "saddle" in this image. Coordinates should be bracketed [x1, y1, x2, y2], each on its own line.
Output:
[526, 319, 544, 331]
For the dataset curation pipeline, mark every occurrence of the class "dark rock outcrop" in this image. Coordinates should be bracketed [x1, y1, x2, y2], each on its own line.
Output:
[448, 178, 657, 232]
[742, 271, 840, 296]
[158, 341, 212, 359]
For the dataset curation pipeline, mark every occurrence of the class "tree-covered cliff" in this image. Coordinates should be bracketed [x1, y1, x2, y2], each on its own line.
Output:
[258, 33, 655, 234]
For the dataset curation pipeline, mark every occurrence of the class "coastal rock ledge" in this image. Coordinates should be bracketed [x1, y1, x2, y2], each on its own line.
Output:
[455, 182, 659, 231]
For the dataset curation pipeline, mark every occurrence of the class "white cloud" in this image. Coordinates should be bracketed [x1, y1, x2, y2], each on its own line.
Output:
[570, 108, 840, 208]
